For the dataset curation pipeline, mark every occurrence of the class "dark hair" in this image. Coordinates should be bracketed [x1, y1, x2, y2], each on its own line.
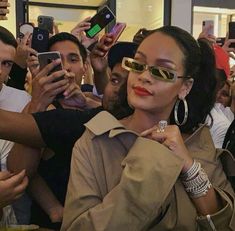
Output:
[0, 26, 17, 49]
[48, 32, 87, 63]
[145, 26, 216, 133]
[215, 68, 227, 93]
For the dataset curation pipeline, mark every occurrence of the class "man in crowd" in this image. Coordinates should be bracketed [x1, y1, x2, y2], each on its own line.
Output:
[0, 26, 30, 225]
[5, 40, 137, 228]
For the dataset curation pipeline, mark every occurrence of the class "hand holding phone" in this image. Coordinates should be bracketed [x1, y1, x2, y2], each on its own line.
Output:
[202, 20, 214, 35]
[85, 5, 115, 38]
[38, 51, 65, 99]
[109, 22, 126, 44]
[19, 23, 34, 39]
[95, 23, 126, 57]
[38, 51, 63, 76]
[216, 37, 225, 47]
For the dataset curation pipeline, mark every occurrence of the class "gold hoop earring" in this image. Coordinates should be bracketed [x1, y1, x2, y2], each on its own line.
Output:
[174, 98, 188, 126]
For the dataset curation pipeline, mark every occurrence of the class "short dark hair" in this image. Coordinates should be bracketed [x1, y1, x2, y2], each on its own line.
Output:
[144, 26, 216, 133]
[48, 32, 87, 63]
[0, 26, 17, 49]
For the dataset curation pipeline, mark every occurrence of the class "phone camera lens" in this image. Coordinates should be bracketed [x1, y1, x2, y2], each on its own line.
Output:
[37, 34, 44, 41]
[106, 14, 110, 19]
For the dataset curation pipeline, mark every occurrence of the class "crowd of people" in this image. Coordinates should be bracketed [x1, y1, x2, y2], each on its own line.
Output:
[0, 1, 235, 230]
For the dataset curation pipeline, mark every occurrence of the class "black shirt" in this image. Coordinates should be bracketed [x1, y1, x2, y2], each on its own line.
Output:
[31, 107, 103, 229]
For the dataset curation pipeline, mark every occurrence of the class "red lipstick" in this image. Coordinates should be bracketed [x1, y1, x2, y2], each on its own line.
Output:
[133, 86, 153, 96]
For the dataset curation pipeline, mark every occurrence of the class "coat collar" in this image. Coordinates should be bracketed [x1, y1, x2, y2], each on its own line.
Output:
[85, 111, 208, 142]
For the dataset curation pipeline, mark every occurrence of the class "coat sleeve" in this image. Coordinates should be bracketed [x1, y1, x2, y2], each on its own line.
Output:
[61, 131, 184, 231]
[196, 149, 235, 230]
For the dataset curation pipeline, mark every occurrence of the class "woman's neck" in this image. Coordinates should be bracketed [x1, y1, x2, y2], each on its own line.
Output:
[120, 109, 170, 134]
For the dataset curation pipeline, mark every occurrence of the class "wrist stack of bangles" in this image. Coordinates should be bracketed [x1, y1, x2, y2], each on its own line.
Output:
[180, 160, 212, 198]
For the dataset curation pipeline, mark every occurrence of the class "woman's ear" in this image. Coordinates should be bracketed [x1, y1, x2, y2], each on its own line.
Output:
[178, 78, 194, 99]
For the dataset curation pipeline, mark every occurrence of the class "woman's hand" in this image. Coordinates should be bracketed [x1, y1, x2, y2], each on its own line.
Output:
[141, 124, 193, 173]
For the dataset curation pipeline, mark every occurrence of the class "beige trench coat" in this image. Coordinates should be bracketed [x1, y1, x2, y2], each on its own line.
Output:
[62, 111, 235, 231]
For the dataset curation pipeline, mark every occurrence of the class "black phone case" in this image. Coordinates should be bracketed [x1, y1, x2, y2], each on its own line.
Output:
[38, 52, 64, 99]
[85, 6, 115, 38]
[229, 22, 235, 48]
[38, 16, 54, 34]
[31, 27, 49, 53]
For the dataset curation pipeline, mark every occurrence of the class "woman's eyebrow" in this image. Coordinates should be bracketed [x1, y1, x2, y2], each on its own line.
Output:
[135, 51, 146, 58]
[136, 51, 176, 66]
[156, 58, 176, 66]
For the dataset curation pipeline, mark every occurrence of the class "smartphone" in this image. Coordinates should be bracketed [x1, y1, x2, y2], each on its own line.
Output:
[19, 23, 34, 39]
[38, 15, 54, 34]
[85, 5, 115, 38]
[31, 27, 49, 53]
[38, 51, 64, 99]
[216, 37, 225, 47]
[202, 20, 214, 35]
[99, 22, 126, 57]
[109, 22, 126, 44]
[229, 21, 235, 48]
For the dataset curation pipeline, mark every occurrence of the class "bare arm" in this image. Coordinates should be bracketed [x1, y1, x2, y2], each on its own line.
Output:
[0, 109, 44, 147]
[29, 174, 63, 223]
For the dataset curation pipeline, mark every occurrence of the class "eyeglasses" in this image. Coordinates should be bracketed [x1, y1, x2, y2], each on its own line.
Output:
[122, 57, 191, 83]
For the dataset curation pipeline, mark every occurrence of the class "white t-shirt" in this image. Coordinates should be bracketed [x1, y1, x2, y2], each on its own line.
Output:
[206, 104, 233, 149]
[0, 84, 31, 169]
[0, 84, 31, 225]
[214, 103, 234, 123]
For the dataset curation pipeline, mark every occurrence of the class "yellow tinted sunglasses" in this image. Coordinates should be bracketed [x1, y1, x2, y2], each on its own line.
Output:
[122, 57, 190, 83]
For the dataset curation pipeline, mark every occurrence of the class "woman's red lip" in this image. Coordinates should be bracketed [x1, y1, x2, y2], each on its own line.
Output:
[133, 86, 153, 96]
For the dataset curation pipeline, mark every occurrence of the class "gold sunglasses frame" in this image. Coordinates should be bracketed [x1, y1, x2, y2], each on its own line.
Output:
[122, 57, 190, 82]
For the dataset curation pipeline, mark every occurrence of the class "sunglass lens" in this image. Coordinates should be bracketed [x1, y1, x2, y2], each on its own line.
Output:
[151, 68, 175, 81]
[125, 59, 144, 72]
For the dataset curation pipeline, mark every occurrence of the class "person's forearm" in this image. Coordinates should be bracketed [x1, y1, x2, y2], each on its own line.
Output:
[191, 188, 222, 215]
[29, 174, 63, 222]
[7, 144, 42, 177]
[93, 69, 109, 95]
[0, 109, 45, 147]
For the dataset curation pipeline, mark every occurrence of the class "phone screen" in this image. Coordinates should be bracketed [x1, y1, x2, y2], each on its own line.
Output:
[87, 24, 102, 38]
[109, 22, 126, 43]
[85, 6, 115, 38]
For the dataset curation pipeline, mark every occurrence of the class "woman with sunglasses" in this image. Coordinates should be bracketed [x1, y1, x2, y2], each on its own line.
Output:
[62, 26, 235, 231]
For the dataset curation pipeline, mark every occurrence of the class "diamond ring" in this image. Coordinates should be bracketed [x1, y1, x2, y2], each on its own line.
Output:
[158, 120, 168, 132]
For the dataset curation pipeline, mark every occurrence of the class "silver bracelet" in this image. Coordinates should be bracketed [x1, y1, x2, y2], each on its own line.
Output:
[180, 159, 201, 181]
[182, 167, 212, 198]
